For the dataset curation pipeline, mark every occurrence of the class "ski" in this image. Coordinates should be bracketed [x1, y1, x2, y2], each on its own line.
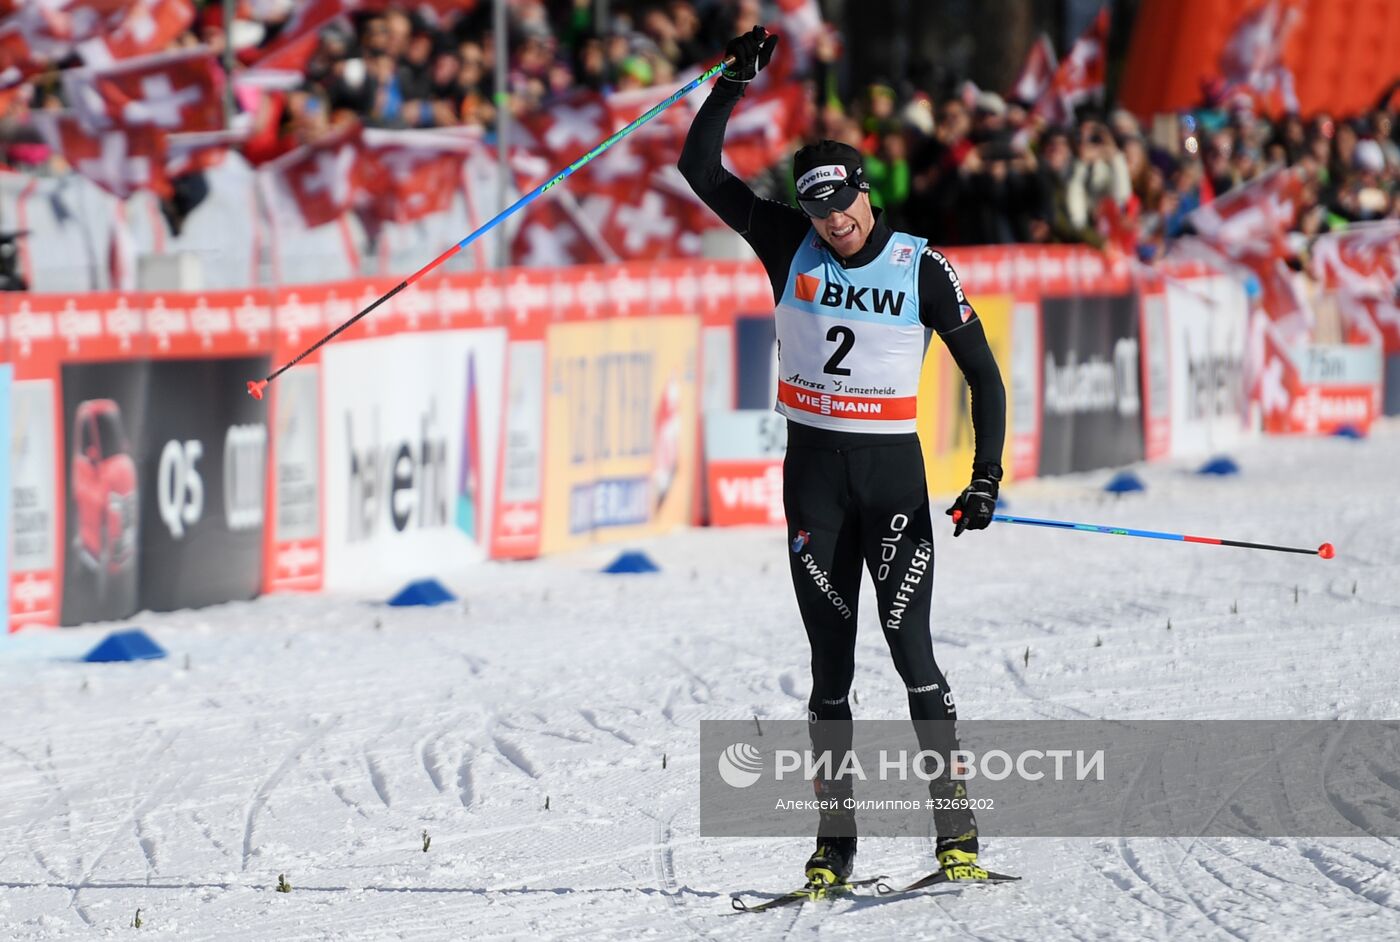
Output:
[875, 868, 1021, 896]
[730, 875, 887, 913]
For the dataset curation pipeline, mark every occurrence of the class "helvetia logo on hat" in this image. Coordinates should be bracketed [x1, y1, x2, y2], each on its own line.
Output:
[796, 164, 848, 195]
[718, 742, 764, 788]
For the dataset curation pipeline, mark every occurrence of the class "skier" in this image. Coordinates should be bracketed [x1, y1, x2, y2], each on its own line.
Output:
[680, 27, 1006, 888]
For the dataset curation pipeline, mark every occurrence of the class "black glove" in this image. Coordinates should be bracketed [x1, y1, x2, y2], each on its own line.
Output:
[945, 462, 1002, 537]
[722, 26, 779, 83]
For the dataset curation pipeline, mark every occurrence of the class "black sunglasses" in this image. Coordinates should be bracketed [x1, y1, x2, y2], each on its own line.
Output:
[798, 178, 861, 218]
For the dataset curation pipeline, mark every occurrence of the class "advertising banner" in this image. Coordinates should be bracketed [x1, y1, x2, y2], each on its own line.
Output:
[58, 356, 271, 624]
[1038, 293, 1144, 476]
[322, 327, 507, 589]
[540, 316, 699, 554]
[703, 410, 787, 526]
[266, 365, 322, 591]
[1165, 275, 1251, 457]
[1259, 335, 1383, 435]
[58, 361, 148, 626]
[1007, 299, 1041, 480]
[492, 340, 546, 559]
[9, 380, 55, 630]
[916, 294, 1015, 495]
[1139, 284, 1172, 461]
[734, 315, 778, 410]
[139, 356, 271, 612]
[0, 364, 10, 634]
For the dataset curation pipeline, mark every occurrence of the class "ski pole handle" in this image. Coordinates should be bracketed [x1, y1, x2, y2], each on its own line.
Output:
[951, 510, 1334, 559]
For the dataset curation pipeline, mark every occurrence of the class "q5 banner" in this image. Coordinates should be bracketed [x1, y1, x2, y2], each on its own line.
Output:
[58, 356, 271, 625]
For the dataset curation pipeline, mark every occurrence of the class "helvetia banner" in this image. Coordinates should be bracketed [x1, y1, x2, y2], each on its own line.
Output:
[1037, 293, 1145, 475]
[321, 328, 507, 589]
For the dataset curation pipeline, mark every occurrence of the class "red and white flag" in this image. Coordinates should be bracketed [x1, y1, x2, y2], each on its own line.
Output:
[1311, 222, 1400, 353]
[1218, 0, 1300, 114]
[1187, 165, 1305, 259]
[722, 83, 811, 180]
[523, 91, 608, 163]
[360, 127, 475, 224]
[260, 123, 367, 228]
[64, 46, 223, 133]
[1033, 7, 1109, 125]
[166, 127, 248, 176]
[35, 110, 171, 198]
[1011, 34, 1057, 105]
[253, 0, 358, 64]
[77, 0, 195, 66]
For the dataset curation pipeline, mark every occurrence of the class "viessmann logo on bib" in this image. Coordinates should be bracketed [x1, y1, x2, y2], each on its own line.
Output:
[795, 164, 847, 195]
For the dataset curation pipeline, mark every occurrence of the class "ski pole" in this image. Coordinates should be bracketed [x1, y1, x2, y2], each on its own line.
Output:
[247, 55, 738, 400]
[952, 511, 1334, 559]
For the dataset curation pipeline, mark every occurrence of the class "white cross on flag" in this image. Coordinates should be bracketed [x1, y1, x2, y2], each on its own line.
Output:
[35, 110, 171, 199]
[360, 127, 475, 224]
[525, 93, 607, 161]
[1011, 34, 1057, 105]
[76, 0, 195, 66]
[1033, 7, 1109, 125]
[64, 47, 223, 134]
[261, 123, 367, 228]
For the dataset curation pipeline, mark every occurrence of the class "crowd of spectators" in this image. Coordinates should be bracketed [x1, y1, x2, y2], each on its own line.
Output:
[5, 0, 1399, 262]
[827, 72, 1400, 262]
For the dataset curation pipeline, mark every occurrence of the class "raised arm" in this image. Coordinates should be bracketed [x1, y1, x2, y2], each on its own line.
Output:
[677, 26, 810, 302]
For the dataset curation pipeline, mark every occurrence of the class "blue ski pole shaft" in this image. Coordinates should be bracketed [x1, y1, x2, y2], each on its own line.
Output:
[249, 57, 732, 399]
[964, 512, 1335, 559]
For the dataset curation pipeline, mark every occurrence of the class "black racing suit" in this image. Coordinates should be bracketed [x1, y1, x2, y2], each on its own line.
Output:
[680, 78, 1007, 853]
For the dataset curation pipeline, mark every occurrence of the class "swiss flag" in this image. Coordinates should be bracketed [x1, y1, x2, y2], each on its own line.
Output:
[1311, 222, 1400, 353]
[36, 111, 171, 199]
[601, 188, 685, 261]
[64, 47, 223, 134]
[1217, 0, 1300, 114]
[512, 196, 606, 269]
[1258, 325, 1302, 432]
[360, 127, 475, 224]
[722, 83, 811, 179]
[524, 91, 608, 162]
[261, 123, 367, 228]
[1187, 166, 1305, 260]
[166, 128, 248, 176]
[1010, 34, 1057, 104]
[77, 0, 196, 66]
[254, 0, 357, 64]
[1033, 7, 1109, 125]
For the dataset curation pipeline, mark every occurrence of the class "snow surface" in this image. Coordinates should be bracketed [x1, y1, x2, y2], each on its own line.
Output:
[3, 424, 1399, 941]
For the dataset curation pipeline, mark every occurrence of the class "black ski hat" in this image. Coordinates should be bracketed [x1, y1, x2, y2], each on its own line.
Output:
[792, 140, 869, 217]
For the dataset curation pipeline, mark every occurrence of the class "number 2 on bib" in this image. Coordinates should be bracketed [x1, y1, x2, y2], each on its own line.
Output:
[824, 325, 855, 376]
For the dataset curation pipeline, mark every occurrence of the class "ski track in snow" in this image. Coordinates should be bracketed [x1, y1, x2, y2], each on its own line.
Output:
[2, 425, 1400, 939]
